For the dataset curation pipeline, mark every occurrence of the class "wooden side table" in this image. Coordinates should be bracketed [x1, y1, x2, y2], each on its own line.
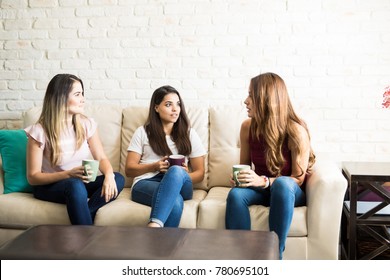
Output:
[341, 162, 390, 259]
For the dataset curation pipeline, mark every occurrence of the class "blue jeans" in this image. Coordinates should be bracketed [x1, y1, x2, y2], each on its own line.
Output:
[33, 172, 125, 225]
[131, 166, 193, 227]
[225, 176, 306, 259]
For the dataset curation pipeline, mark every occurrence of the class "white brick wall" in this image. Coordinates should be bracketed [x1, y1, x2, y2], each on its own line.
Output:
[1, 0, 390, 163]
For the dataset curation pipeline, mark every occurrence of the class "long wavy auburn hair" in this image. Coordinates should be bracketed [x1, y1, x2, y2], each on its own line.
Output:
[38, 74, 86, 166]
[144, 85, 192, 156]
[249, 72, 316, 177]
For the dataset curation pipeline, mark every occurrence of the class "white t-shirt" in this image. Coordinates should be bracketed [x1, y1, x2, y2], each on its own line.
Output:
[127, 126, 206, 187]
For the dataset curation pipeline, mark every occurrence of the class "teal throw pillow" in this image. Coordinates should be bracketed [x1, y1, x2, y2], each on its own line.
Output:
[0, 130, 33, 194]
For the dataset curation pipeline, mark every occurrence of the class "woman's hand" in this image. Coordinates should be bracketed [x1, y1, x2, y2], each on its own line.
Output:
[155, 156, 170, 173]
[229, 173, 235, 187]
[68, 166, 90, 182]
[101, 173, 118, 202]
[181, 161, 189, 173]
[234, 169, 264, 188]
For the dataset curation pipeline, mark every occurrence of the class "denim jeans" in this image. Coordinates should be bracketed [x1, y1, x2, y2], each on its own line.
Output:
[225, 176, 306, 259]
[131, 166, 193, 227]
[33, 172, 125, 225]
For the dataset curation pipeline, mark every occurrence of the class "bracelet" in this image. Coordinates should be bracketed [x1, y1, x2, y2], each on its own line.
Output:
[261, 176, 270, 189]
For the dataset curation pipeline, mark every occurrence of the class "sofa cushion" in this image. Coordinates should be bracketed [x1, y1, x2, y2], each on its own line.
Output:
[0, 130, 33, 194]
[0, 192, 70, 226]
[120, 107, 149, 188]
[94, 188, 208, 228]
[208, 106, 248, 187]
[84, 105, 123, 172]
[22, 106, 42, 127]
[0, 188, 207, 229]
[197, 186, 308, 236]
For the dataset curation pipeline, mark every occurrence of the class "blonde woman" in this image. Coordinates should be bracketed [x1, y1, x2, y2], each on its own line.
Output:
[25, 74, 124, 225]
[225, 72, 316, 259]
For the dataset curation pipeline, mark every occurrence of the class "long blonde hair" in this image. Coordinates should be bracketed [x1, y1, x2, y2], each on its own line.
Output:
[249, 72, 315, 177]
[38, 74, 86, 166]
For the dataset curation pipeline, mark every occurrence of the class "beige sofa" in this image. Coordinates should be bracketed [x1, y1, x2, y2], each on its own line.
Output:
[0, 105, 347, 259]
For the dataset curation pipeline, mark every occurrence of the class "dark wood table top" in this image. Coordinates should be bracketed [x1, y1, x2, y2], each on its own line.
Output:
[0, 225, 279, 260]
[342, 161, 390, 182]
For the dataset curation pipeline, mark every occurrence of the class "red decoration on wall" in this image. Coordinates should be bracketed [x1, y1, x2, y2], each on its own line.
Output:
[382, 86, 390, 108]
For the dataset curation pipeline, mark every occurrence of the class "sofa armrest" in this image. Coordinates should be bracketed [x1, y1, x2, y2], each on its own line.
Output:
[305, 160, 347, 259]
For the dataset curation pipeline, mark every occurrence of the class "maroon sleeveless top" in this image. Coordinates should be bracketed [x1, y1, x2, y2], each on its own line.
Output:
[249, 132, 292, 177]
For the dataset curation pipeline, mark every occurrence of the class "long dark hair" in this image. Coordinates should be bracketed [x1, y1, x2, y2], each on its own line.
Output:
[144, 85, 191, 156]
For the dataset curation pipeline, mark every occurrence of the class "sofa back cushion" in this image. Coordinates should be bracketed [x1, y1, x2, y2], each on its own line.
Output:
[23, 106, 42, 127]
[208, 106, 248, 187]
[121, 106, 209, 190]
[84, 105, 123, 171]
[120, 107, 149, 188]
[23, 105, 123, 172]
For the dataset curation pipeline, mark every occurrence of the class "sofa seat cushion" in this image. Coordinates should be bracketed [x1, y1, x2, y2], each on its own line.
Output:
[0, 192, 70, 227]
[284, 237, 308, 260]
[0, 189, 207, 229]
[95, 188, 208, 229]
[197, 186, 308, 236]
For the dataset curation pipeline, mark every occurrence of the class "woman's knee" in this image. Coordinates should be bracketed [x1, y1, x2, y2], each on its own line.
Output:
[166, 165, 186, 177]
[227, 188, 246, 205]
[270, 176, 297, 199]
[64, 178, 88, 198]
[114, 172, 125, 192]
[164, 166, 191, 191]
[272, 176, 296, 189]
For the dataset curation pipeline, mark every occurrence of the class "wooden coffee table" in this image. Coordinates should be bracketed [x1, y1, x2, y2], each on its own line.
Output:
[341, 161, 390, 259]
[0, 225, 279, 260]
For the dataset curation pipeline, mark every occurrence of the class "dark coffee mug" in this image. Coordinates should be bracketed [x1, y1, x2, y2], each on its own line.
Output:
[168, 155, 185, 166]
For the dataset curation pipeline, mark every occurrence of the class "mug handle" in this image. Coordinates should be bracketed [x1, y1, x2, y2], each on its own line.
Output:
[233, 170, 240, 186]
[84, 165, 91, 177]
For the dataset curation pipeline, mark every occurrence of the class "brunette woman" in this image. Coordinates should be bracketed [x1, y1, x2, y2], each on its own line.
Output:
[225, 72, 316, 259]
[125, 85, 206, 228]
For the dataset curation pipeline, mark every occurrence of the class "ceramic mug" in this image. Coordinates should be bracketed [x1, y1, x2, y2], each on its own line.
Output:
[168, 155, 185, 167]
[82, 159, 99, 182]
[232, 164, 251, 186]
